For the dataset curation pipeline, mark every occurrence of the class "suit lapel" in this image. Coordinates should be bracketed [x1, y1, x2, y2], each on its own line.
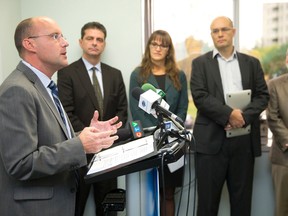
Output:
[19, 63, 71, 138]
[101, 64, 109, 112]
[237, 53, 250, 89]
[147, 74, 175, 104]
[164, 76, 173, 92]
[75, 59, 99, 109]
[36, 81, 71, 138]
[146, 75, 158, 89]
[208, 53, 225, 96]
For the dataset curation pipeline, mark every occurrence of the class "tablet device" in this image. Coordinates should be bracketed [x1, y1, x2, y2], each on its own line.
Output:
[226, 89, 251, 138]
[226, 89, 251, 109]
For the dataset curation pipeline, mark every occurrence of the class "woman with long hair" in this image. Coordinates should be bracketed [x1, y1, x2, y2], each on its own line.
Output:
[129, 30, 188, 216]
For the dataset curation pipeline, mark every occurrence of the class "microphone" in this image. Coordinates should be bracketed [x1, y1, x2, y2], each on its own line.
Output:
[115, 120, 144, 143]
[129, 120, 144, 139]
[141, 83, 166, 98]
[116, 128, 133, 142]
[132, 88, 162, 114]
[131, 87, 184, 126]
[141, 83, 169, 112]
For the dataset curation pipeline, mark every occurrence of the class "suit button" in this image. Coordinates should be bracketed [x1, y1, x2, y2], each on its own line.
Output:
[70, 187, 76, 193]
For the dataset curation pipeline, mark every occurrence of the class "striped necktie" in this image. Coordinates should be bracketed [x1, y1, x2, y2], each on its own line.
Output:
[48, 81, 67, 126]
[91, 67, 103, 119]
[48, 81, 77, 185]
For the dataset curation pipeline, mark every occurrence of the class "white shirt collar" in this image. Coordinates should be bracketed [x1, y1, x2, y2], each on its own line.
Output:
[212, 48, 237, 61]
[82, 57, 101, 72]
[21, 60, 51, 87]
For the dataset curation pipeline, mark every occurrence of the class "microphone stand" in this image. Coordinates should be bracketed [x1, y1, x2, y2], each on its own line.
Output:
[155, 111, 169, 148]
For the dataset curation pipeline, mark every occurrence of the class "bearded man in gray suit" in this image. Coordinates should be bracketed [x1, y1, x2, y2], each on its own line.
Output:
[0, 16, 122, 216]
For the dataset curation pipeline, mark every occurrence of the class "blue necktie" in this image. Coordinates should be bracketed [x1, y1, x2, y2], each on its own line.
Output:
[48, 81, 67, 126]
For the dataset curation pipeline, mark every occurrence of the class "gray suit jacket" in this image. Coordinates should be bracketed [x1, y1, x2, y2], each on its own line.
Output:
[0, 62, 87, 216]
[191, 51, 269, 156]
[267, 74, 288, 166]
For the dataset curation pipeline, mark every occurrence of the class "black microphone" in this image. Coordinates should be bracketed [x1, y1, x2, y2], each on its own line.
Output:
[131, 87, 184, 126]
[115, 120, 144, 143]
[116, 128, 134, 142]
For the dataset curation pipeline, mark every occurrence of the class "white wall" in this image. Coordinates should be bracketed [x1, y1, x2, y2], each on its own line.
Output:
[0, 0, 22, 81]
[0, 3, 143, 214]
[1, 0, 143, 91]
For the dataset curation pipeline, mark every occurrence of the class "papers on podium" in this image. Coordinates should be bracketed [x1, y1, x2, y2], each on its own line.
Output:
[226, 89, 251, 138]
[87, 135, 157, 175]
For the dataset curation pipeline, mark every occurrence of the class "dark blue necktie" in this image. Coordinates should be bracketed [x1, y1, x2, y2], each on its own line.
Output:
[48, 81, 67, 126]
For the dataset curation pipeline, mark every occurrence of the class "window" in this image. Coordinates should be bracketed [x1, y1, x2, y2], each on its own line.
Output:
[150, 0, 288, 146]
[151, 0, 288, 79]
[151, 0, 233, 121]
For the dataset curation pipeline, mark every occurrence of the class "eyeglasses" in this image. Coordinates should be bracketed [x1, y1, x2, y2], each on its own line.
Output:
[28, 33, 66, 41]
[211, 27, 233, 35]
[150, 42, 169, 50]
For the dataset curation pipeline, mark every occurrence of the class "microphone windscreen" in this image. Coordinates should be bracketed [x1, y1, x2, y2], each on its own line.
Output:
[116, 128, 133, 142]
[141, 83, 157, 92]
[131, 87, 144, 101]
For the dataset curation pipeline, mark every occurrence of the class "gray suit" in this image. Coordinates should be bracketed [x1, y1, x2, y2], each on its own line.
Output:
[267, 74, 288, 216]
[267, 74, 288, 165]
[0, 62, 87, 216]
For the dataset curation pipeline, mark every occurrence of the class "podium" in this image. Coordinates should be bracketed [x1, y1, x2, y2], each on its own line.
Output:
[84, 135, 186, 183]
[84, 135, 187, 215]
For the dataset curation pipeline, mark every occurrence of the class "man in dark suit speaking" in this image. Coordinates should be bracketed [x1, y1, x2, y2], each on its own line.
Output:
[57, 21, 128, 216]
[190, 16, 269, 216]
[0, 16, 121, 216]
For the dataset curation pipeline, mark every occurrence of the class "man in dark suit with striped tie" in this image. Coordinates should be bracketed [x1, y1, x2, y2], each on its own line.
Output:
[57, 21, 128, 216]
